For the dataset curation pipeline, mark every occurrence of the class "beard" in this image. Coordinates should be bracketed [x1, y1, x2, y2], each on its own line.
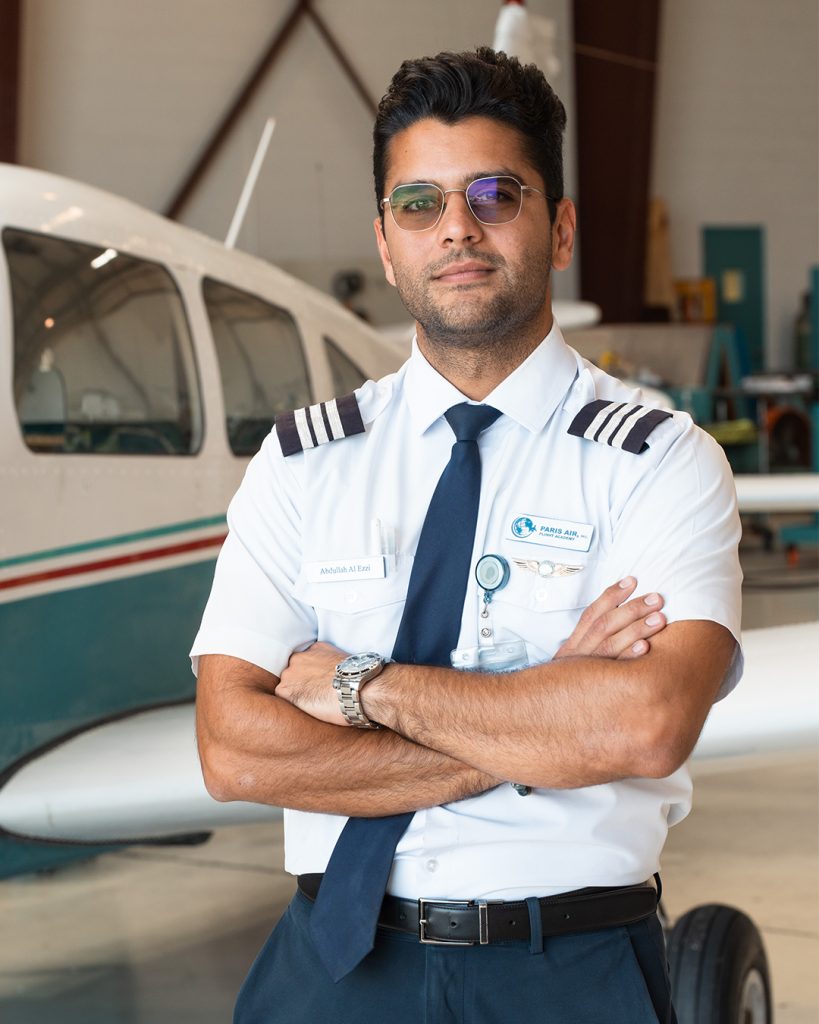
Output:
[391, 244, 552, 355]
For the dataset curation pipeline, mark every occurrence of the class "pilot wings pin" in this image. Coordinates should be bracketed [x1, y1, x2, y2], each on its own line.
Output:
[513, 558, 585, 578]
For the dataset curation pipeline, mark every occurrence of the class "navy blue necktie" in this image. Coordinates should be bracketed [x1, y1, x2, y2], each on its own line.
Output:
[309, 402, 502, 981]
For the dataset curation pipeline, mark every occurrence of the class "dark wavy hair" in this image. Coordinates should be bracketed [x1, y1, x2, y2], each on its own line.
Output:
[373, 47, 566, 224]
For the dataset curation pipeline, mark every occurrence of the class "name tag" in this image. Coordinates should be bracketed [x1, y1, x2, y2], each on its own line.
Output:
[304, 556, 386, 582]
[509, 514, 594, 552]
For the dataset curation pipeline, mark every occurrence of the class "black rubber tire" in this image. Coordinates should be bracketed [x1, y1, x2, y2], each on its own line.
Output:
[667, 904, 773, 1024]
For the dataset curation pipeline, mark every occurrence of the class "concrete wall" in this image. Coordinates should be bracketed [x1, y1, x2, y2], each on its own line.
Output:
[651, 0, 818, 366]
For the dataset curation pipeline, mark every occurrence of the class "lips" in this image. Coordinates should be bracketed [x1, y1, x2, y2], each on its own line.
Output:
[432, 261, 495, 283]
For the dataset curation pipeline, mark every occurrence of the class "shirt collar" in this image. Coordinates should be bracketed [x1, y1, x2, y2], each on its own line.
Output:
[404, 322, 578, 436]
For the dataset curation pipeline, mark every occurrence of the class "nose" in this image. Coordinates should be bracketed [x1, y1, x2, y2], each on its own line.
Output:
[435, 189, 484, 246]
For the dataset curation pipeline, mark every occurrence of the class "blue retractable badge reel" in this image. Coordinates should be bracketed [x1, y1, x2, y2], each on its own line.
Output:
[475, 554, 510, 616]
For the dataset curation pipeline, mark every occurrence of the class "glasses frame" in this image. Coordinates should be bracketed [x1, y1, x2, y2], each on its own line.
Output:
[381, 174, 557, 232]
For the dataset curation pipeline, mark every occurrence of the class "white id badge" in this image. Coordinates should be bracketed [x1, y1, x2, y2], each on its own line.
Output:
[450, 640, 529, 673]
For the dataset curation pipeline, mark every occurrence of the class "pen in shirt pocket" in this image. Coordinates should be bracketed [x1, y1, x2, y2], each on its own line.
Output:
[370, 518, 397, 574]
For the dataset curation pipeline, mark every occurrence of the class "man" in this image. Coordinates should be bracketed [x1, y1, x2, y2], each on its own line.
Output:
[193, 48, 742, 1023]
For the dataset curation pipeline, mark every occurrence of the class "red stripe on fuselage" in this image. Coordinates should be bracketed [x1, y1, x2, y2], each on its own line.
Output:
[0, 535, 227, 592]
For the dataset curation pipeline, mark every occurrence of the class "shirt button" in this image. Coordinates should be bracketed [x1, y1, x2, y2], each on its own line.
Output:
[425, 859, 438, 872]
[345, 590, 359, 606]
[535, 588, 548, 600]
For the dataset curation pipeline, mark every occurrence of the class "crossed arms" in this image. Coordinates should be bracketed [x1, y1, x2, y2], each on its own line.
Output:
[196, 577, 737, 817]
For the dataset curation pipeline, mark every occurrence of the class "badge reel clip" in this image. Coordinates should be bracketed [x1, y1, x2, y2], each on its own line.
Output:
[451, 555, 531, 796]
[451, 554, 528, 670]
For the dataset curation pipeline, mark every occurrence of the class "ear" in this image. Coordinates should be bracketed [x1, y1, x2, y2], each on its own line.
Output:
[551, 198, 576, 272]
[374, 217, 396, 287]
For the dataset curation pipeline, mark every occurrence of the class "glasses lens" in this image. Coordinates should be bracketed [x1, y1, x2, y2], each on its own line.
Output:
[465, 176, 523, 224]
[388, 184, 443, 230]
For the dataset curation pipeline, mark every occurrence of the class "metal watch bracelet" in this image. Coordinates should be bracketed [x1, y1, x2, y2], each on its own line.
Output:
[332, 653, 384, 729]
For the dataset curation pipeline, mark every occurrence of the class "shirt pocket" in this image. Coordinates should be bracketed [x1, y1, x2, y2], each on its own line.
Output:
[292, 556, 414, 654]
[293, 555, 413, 613]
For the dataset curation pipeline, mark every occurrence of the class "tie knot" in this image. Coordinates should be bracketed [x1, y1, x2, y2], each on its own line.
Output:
[444, 403, 502, 442]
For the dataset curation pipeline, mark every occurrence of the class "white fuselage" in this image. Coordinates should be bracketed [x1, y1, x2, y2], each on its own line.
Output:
[0, 163, 399, 876]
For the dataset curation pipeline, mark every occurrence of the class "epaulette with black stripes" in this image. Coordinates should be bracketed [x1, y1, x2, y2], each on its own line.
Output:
[275, 393, 365, 457]
[568, 399, 673, 454]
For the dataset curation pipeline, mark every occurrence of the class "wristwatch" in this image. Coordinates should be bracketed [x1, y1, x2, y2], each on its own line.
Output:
[333, 652, 384, 729]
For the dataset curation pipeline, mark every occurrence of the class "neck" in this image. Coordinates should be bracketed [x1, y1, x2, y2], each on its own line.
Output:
[415, 311, 554, 401]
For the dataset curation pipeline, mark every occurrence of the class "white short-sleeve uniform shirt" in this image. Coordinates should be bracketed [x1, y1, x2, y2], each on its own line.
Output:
[191, 324, 743, 901]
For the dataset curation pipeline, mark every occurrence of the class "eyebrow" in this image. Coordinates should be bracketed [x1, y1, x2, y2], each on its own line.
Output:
[390, 169, 528, 190]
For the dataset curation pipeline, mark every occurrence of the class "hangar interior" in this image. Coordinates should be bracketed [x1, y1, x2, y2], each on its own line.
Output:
[11, 0, 818, 362]
[0, 1, 817, 1022]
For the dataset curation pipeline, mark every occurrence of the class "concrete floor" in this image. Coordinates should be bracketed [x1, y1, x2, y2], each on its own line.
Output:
[1, 526, 817, 1022]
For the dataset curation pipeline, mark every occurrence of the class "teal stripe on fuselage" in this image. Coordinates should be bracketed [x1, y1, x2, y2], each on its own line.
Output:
[0, 833, 125, 879]
[0, 556, 217, 878]
[0, 515, 227, 570]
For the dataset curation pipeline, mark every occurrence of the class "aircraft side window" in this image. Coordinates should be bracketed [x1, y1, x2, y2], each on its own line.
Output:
[323, 336, 367, 396]
[202, 278, 311, 456]
[4, 228, 203, 456]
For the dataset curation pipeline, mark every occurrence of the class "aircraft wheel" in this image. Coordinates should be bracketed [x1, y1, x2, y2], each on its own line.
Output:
[667, 904, 772, 1024]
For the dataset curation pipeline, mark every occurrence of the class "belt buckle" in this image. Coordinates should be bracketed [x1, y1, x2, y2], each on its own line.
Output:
[418, 898, 475, 946]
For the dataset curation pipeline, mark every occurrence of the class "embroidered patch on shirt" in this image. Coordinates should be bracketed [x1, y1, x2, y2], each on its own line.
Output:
[509, 514, 594, 552]
[276, 393, 365, 457]
[567, 399, 672, 454]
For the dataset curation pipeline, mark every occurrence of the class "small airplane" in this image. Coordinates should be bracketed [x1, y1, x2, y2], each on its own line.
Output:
[0, 161, 402, 879]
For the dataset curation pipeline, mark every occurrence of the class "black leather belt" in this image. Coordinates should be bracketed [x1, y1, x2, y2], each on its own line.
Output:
[297, 874, 659, 946]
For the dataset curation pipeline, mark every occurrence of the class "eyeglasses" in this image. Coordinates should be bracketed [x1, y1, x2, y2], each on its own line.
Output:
[381, 175, 555, 232]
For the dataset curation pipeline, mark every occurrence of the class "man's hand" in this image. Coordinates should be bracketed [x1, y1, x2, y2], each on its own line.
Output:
[554, 576, 666, 661]
[277, 641, 351, 726]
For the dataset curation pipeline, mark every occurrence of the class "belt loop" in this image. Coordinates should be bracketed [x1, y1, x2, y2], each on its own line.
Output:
[526, 896, 543, 955]
[653, 872, 663, 903]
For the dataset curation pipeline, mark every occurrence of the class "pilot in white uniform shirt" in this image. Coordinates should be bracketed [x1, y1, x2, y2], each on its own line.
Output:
[191, 322, 743, 902]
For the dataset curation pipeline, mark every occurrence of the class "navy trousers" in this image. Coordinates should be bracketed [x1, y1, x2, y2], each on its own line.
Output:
[234, 889, 677, 1023]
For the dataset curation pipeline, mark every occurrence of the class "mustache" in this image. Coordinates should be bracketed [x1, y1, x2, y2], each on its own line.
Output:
[427, 249, 506, 277]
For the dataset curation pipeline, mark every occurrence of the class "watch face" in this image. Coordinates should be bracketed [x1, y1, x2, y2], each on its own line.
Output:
[340, 652, 381, 674]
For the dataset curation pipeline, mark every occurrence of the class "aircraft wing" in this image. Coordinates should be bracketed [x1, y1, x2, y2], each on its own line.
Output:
[695, 621, 819, 758]
[734, 473, 819, 512]
[0, 621, 816, 843]
[0, 703, 278, 843]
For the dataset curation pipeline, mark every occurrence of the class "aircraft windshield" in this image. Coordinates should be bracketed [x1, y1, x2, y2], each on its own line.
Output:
[4, 228, 203, 456]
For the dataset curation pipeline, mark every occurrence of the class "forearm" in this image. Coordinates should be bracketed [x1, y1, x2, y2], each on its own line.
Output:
[363, 658, 644, 789]
[363, 623, 734, 788]
[196, 657, 499, 816]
